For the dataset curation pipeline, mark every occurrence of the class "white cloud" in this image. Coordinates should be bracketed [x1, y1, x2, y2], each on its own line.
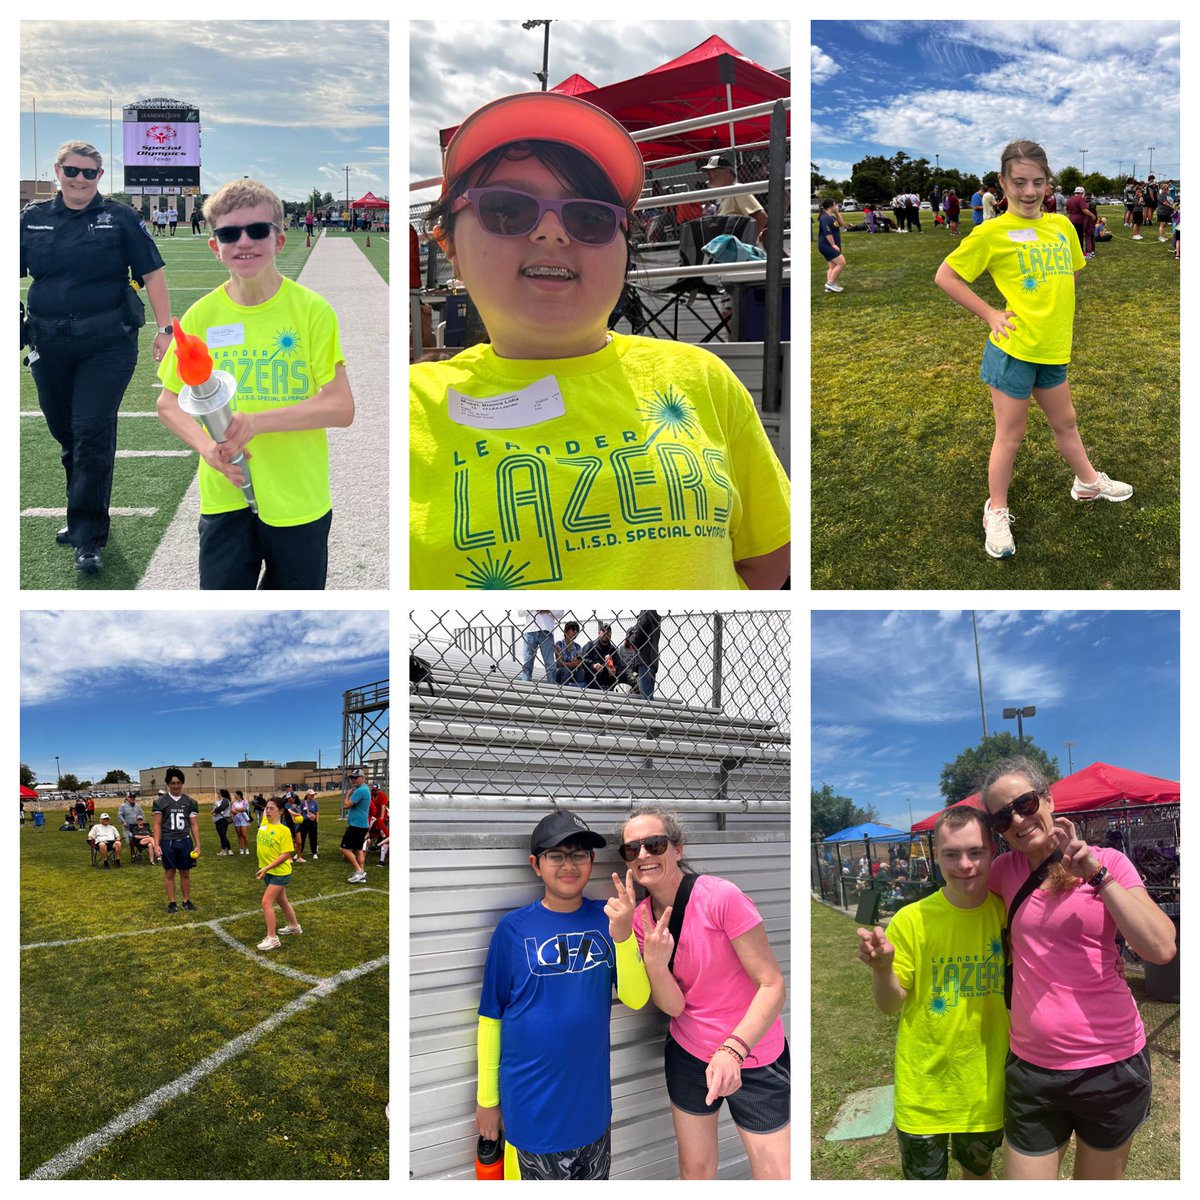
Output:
[811, 44, 841, 84]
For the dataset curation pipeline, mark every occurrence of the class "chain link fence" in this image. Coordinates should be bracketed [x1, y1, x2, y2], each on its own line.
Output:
[410, 609, 789, 813]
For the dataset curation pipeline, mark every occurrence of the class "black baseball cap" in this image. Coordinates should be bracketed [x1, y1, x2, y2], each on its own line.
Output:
[530, 810, 606, 856]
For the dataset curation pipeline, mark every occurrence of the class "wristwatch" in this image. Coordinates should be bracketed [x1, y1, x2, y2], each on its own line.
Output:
[1087, 865, 1109, 891]
[157, 325, 174, 336]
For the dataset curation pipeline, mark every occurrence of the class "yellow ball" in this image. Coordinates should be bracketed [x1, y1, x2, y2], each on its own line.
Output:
[190, 850, 199, 859]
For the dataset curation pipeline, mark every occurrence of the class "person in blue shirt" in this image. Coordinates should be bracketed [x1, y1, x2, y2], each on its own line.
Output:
[340, 768, 372, 882]
[553, 621, 586, 686]
[475, 810, 651, 1179]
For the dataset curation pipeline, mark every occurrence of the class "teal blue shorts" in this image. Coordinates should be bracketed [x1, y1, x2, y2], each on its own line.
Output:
[980, 340, 1068, 399]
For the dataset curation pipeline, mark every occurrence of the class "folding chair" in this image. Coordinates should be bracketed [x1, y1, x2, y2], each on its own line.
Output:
[627, 214, 757, 343]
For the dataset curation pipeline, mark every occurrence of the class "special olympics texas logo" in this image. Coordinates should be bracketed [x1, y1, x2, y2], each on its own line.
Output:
[145, 124, 178, 145]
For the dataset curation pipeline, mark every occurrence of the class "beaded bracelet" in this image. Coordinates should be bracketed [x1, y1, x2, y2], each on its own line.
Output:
[715, 1044, 745, 1065]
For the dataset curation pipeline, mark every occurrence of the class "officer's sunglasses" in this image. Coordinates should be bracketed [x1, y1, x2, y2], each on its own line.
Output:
[60, 165, 100, 180]
[988, 790, 1044, 833]
[212, 222, 279, 244]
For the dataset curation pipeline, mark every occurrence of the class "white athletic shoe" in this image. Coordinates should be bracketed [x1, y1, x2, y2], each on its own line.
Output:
[1071, 472, 1133, 502]
[256, 936, 281, 951]
[824, 282, 844, 293]
[983, 500, 1016, 558]
[349, 871, 368, 883]
[312, 853, 318, 860]
[279, 924, 303, 936]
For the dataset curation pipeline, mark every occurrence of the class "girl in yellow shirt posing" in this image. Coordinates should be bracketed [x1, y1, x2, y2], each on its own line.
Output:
[255, 797, 301, 950]
[935, 140, 1131, 560]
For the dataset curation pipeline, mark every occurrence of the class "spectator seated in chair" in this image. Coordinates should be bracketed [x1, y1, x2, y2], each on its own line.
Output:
[127, 815, 161, 865]
[87, 813, 122, 868]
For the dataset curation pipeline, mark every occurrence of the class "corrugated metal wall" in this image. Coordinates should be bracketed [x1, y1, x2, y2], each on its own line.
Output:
[410, 814, 790, 1180]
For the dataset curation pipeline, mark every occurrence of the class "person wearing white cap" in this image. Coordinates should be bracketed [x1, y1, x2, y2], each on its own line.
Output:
[411, 91, 790, 592]
[88, 812, 122, 868]
[698, 154, 767, 243]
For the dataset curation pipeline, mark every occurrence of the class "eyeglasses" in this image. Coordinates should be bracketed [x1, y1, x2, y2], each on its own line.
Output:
[988, 790, 1043, 833]
[618, 836, 672, 863]
[451, 188, 627, 246]
[212, 222, 279, 244]
[540, 848, 594, 866]
[60, 165, 100, 180]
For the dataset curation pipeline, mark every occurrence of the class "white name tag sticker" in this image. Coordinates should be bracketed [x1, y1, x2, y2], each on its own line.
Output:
[447, 376, 566, 430]
[206, 323, 245, 348]
[1007, 228, 1039, 242]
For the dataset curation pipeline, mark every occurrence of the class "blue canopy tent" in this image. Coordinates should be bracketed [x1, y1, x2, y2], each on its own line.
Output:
[824, 821, 909, 842]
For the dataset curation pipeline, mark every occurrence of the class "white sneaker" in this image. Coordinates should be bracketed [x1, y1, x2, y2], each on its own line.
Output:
[824, 282, 843, 293]
[983, 500, 1016, 558]
[1159, 236, 1168, 242]
[1071, 472, 1133, 502]
[348, 871, 368, 883]
[1132, 234, 1143, 240]
[279, 924, 303, 936]
[312, 853, 318, 860]
[256, 936, 281, 951]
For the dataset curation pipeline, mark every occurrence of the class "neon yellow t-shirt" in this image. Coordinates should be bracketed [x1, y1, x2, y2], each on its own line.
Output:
[943, 211, 1085, 364]
[158, 277, 344, 527]
[256, 820, 294, 876]
[887, 889, 1008, 1134]
[410, 333, 790, 589]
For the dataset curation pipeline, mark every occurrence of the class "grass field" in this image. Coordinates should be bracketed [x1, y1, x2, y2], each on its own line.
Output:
[20, 801, 388, 1180]
[809, 900, 1180, 1180]
[811, 207, 1180, 589]
[18, 224, 387, 590]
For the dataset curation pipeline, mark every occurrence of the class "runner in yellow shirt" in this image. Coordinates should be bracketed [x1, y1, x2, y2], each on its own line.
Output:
[255, 797, 302, 951]
[934, 140, 1131, 560]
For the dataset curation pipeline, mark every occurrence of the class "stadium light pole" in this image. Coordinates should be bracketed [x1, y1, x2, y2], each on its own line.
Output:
[1147, 146, 1155, 177]
[971, 610, 988, 740]
[1003, 705, 1036, 752]
[1080, 148, 1088, 174]
[1064, 739, 1076, 774]
[522, 19, 552, 91]
[55, 755, 61, 788]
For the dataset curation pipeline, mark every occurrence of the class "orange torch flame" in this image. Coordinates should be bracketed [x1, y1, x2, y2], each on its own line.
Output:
[172, 319, 214, 387]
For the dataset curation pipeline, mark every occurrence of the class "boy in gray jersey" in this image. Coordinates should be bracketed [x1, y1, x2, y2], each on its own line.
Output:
[153, 767, 201, 913]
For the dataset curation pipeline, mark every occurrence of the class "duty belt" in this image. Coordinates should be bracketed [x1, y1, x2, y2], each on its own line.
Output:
[26, 310, 129, 341]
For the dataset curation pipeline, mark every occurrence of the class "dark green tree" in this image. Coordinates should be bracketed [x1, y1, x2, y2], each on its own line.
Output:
[939, 733, 1060, 806]
[1058, 165, 1084, 194]
[21, 763, 36, 787]
[58, 773, 82, 793]
[811, 783, 881, 840]
[811, 162, 829, 193]
[1083, 172, 1111, 197]
[100, 769, 132, 785]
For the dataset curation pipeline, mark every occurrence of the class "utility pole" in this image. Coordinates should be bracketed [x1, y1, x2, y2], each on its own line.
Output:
[1147, 146, 1155, 177]
[1080, 148, 1088, 174]
[1064, 740, 1076, 774]
[971, 611, 988, 740]
[344, 165, 351, 217]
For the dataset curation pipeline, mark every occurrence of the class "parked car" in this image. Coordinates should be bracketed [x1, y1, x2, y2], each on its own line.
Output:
[841, 198, 859, 211]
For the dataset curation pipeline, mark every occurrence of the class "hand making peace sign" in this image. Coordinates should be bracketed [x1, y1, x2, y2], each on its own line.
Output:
[642, 903, 675, 973]
[605, 870, 637, 943]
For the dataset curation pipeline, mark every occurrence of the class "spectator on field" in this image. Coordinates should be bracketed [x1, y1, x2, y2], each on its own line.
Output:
[231, 789, 252, 854]
[944, 190, 960, 235]
[88, 812, 122, 868]
[117, 792, 144, 840]
[700, 155, 767, 243]
[341, 769, 372, 883]
[982, 185, 998, 221]
[128, 814, 161, 865]
[299, 788, 320, 860]
[213, 787, 234, 855]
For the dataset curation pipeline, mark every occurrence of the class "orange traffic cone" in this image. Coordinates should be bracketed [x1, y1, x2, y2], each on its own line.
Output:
[306, 230, 311, 248]
[366, 233, 371, 248]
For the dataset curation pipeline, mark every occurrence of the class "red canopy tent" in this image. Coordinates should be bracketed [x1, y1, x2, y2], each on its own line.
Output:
[20, 785, 39, 799]
[349, 191, 389, 210]
[439, 35, 789, 167]
[910, 761, 1180, 833]
[551, 73, 598, 96]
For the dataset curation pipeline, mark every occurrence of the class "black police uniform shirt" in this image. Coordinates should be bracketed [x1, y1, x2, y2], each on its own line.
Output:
[20, 192, 166, 319]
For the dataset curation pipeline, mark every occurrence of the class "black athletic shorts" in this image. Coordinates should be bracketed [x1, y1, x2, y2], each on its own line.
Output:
[160, 837, 194, 871]
[896, 1128, 1002, 1179]
[1005, 1047, 1151, 1154]
[340, 824, 368, 852]
[664, 1033, 790, 1133]
[513, 1126, 610, 1180]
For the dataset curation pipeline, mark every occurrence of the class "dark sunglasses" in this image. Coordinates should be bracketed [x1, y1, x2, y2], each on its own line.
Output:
[618, 835, 673, 863]
[988, 790, 1043, 833]
[451, 188, 627, 246]
[212, 222, 279, 244]
[60, 164, 100, 180]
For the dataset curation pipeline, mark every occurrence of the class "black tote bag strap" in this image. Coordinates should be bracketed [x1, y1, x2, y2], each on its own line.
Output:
[1002, 849, 1063, 1009]
[665, 872, 702, 976]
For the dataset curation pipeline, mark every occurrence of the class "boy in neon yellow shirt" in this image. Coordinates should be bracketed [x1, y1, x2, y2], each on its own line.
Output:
[856, 806, 1008, 1179]
[157, 178, 354, 589]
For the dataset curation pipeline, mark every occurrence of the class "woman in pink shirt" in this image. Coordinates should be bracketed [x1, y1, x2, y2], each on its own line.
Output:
[622, 807, 788, 1179]
[981, 758, 1176, 1179]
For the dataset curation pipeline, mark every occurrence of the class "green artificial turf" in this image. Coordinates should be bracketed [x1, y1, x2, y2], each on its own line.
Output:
[811, 208, 1179, 589]
[20, 803, 388, 1179]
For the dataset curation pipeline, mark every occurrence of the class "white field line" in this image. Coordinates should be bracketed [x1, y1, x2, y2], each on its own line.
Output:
[20, 506, 157, 518]
[206, 921, 324, 985]
[20, 410, 161, 417]
[115, 449, 193, 458]
[26, 954, 388, 1181]
[20, 886, 385, 950]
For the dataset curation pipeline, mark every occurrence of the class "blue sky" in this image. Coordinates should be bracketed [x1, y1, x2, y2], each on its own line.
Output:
[811, 21, 1180, 185]
[20, 21, 389, 204]
[20, 611, 389, 785]
[811, 610, 1179, 831]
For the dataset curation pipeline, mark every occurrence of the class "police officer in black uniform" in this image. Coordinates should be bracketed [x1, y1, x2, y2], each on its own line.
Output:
[20, 140, 174, 574]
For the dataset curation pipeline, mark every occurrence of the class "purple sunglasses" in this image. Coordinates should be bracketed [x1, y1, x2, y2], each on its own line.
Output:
[451, 188, 627, 245]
